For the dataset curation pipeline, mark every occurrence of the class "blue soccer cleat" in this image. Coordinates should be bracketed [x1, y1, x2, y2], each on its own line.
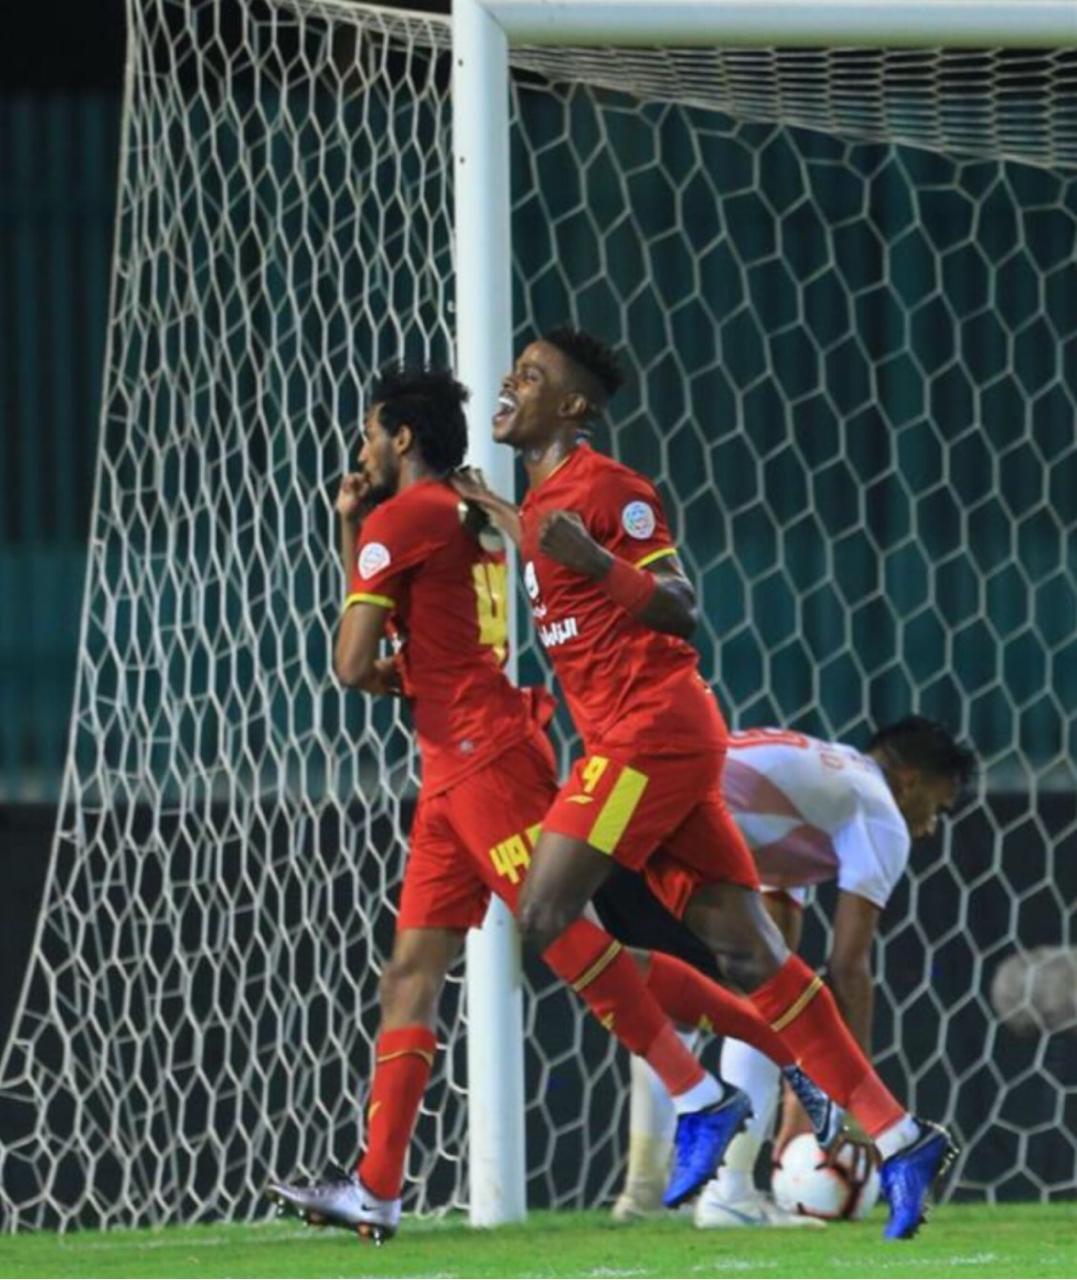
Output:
[879, 1120, 958, 1240]
[664, 1085, 753, 1209]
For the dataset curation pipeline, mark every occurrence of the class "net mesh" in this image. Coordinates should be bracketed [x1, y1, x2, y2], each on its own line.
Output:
[1, 0, 1074, 1229]
[509, 44, 1077, 171]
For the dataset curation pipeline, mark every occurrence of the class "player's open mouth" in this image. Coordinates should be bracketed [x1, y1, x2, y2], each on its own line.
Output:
[493, 391, 517, 426]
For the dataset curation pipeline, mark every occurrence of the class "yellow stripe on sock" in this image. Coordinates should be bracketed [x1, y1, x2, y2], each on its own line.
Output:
[375, 1048, 435, 1067]
[587, 765, 649, 854]
[572, 940, 623, 993]
[770, 974, 824, 1034]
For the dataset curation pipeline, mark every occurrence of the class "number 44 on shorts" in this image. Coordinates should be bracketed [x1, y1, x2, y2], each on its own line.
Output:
[489, 823, 541, 885]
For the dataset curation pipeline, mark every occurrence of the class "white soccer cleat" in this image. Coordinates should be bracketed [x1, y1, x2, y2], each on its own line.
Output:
[266, 1167, 401, 1243]
[694, 1182, 827, 1230]
[611, 1176, 667, 1222]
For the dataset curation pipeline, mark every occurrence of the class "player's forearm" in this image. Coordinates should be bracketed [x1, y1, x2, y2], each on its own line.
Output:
[452, 471, 522, 547]
[480, 494, 523, 548]
[592, 552, 698, 638]
[828, 962, 873, 1052]
[332, 633, 371, 689]
[334, 644, 398, 696]
[634, 577, 699, 638]
[775, 1086, 813, 1151]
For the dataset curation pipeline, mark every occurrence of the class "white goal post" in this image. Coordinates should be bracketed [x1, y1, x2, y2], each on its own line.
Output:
[455, 0, 1077, 1226]
[466, 0, 1077, 48]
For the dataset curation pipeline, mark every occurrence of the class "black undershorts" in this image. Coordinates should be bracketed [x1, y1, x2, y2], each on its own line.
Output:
[591, 862, 721, 982]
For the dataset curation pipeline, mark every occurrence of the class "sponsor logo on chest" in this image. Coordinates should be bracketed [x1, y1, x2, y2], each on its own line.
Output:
[539, 616, 579, 649]
[524, 559, 547, 619]
[526, 558, 579, 647]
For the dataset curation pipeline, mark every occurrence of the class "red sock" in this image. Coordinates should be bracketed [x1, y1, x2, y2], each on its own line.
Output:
[356, 1026, 436, 1199]
[543, 918, 706, 1095]
[643, 1022, 708, 1095]
[645, 952, 793, 1068]
[748, 954, 904, 1137]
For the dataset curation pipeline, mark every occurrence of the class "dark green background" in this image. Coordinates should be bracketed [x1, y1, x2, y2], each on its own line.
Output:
[2, 79, 1074, 796]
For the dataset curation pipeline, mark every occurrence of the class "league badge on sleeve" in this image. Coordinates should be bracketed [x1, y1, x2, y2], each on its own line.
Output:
[358, 542, 391, 580]
[622, 500, 656, 540]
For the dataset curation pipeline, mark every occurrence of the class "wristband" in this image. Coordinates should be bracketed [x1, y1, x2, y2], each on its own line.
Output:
[600, 556, 656, 616]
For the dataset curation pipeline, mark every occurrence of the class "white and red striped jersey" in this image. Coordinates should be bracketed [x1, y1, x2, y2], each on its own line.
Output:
[723, 729, 910, 909]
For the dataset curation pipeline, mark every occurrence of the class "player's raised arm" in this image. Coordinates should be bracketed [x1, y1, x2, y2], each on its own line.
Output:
[452, 467, 522, 548]
[537, 509, 699, 640]
[336, 470, 372, 574]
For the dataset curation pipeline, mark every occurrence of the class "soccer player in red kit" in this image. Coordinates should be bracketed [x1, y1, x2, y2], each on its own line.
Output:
[266, 367, 838, 1240]
[475, 328, 957, 1239]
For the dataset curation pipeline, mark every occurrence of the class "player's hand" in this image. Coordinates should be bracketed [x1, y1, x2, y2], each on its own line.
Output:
[336, 472, 372, 523]
[820, 1112, 879, 1175]
[370, 656, 404, 697]
[822, 1129, 879, 1182]
[452, 468, 522, 546]
[538, 510, 611, 578]
[451, 466, 496, 504]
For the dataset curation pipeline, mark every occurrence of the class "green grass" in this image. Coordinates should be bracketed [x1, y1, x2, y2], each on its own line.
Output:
[4, 1204, 1075, 1279]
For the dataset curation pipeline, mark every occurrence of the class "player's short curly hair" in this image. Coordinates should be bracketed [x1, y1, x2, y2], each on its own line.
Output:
[543, 326, 625, 402]
[868, 716, 977, 788]
[370, 366, 469, 474]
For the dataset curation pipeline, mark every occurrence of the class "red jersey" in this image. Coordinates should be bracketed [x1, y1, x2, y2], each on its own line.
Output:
[347, 479, 541, 794]
[519, 444, 726, 755]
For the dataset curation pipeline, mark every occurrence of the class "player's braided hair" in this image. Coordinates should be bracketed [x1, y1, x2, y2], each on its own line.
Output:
[544, 326, 625, 403]
[868, 716, 977, 788]
[371, 366, 469, 474]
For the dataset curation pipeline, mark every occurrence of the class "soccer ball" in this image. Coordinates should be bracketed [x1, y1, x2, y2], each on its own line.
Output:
[772, 1134, 881, 1222]
[991, 947, 1077, 1037]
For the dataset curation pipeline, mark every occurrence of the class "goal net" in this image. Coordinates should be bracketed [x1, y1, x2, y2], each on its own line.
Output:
[1, 0, 1074, 1229]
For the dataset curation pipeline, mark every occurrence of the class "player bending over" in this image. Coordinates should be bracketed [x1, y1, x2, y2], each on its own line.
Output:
[598, 718, 975, 1227]
[266, 368, 839, 1241]
[467, 327, 960, 1240]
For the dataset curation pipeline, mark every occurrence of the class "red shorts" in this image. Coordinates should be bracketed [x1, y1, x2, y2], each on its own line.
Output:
[542, 747, 760, 918]
[396, 729, 559, 931]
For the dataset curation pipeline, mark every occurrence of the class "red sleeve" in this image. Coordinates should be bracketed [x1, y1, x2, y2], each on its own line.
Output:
[590, 469, 678, 569]
[345, 499, 439, 609]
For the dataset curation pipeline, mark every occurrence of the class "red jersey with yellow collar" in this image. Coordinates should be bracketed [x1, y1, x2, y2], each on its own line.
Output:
[346, 479, 542, 794]
[518, 444, 727, 755]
